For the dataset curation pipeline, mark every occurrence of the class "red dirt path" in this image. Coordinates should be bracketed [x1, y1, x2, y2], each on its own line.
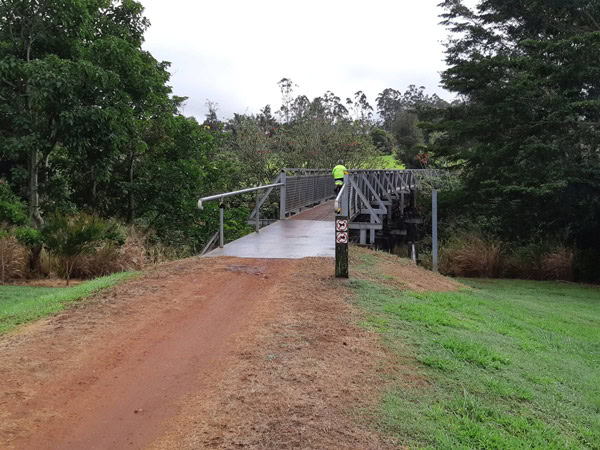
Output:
[0, 256, 396, 449]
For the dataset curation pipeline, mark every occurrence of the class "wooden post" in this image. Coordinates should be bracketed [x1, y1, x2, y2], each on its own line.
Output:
[335, 215, 349, 278]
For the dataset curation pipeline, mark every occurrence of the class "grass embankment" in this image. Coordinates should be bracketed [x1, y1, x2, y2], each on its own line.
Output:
[374, 155, 405, 170]
[351, 250, 600, 449]
[0, 272, 139, 334]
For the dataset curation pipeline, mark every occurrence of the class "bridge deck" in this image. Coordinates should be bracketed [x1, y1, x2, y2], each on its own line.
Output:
[289, 201, 336, 222]
[207, 219, 334, 259]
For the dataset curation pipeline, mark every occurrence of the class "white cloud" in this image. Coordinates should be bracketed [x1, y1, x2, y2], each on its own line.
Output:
[142, 0, 458, 121]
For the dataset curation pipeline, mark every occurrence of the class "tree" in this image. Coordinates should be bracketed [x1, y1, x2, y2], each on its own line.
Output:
[134, 115, 236, 251]
[392, 111, 424, 168]
[203, 100, 221, 131]
[436, 0, 600, 279]
[376, 88, 402, 132]
[0, 0, 173, 226]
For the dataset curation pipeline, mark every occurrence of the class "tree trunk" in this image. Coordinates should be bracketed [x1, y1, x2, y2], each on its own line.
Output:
[28, 149, 44, 275]
[65, 260, 71, 287]
[29, 245, 42, 275]
[127, 157, 135, 224]
[91, 166, 97, 208]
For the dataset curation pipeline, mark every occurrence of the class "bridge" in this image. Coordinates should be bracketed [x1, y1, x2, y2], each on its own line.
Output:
[198, 168, 437, 262]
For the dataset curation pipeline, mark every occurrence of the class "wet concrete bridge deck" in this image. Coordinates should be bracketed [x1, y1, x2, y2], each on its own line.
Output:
[208, 202, 336, 259]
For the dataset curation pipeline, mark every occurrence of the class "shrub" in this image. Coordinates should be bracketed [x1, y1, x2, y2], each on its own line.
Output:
[439, 230, 503, 278]
[70, 227, 150, 278]
[15, 226, 44, 276]
[0, 180, 28, 226]
[541, 246, 574, 281]
[503, 243, 545, 279]
[42, 213, 125, 285]
[0, 231, 27, 283]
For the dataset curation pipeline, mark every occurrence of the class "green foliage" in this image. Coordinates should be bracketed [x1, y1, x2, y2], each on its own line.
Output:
[352, 252, 600, 448]
[15, 226, 42, 248]
[0, 181, 28, 226]
[436, 0, 600, 280]
[392, 111, 424, 168]
[133, 115, 244, 253]
[370, 128, 395, 154]
[42, 213, 124, 284]
[0, 0, 173, 227]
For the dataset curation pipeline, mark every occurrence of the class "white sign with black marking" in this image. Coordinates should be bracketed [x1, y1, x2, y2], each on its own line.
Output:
[336, 232, 349, 244]
[336, 219, 349, 232]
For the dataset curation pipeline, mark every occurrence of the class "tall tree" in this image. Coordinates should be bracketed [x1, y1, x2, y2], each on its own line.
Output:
[0, 0, 173, 226]
[437, 0, 600, 277]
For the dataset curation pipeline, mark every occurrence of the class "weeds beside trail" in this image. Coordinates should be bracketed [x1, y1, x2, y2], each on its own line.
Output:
[351, 248, 600, 449]
[0, 272, 139, 334]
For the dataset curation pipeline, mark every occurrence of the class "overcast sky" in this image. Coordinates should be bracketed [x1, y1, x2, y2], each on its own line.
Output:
[141, 0, 465, 121]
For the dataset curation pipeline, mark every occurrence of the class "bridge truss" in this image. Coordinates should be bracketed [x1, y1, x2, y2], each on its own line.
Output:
[199, 168, 438, 251]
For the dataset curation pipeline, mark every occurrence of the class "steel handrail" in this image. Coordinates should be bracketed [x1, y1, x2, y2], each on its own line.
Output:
[334, 184, 346, 214]
[198, 183, 285, 210]
[198, 182, 285, 250]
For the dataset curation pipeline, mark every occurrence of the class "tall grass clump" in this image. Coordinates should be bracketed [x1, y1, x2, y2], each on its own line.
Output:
[0, 232, 27, 283]
[69, 227, 151, 279]
[438, 230, 503, 278]
[541, 246, 574, 281]
[421, 229, 576, 281]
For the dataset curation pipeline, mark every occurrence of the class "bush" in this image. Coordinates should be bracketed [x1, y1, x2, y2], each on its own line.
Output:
[42, 213, 125, 285]
[503, 243, 545, 279]
[541, 246, 574, 281]
[69, 227, 150, 279]
[15, 226, 44, 276]
[438, 230, 503, 278]
[0, 231, 27, 283]
[0, 180, 28, 226]
[423, 226, 576, 281]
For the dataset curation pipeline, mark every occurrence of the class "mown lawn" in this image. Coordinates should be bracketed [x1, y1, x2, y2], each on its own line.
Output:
[0, 272, 139, 334]
[351, 267, 600, 449]
[374, 155, 406, 170]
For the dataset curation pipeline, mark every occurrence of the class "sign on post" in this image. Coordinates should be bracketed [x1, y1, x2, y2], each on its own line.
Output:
[336, 219, 349, 232]
[335, 216, 349, 278]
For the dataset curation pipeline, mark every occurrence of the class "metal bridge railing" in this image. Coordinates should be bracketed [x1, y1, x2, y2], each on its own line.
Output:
[247, 169, 336, 221]
[282, 168, 335, 217]
[198, 168, 441, 251]
[198, 182, 284, 248]
[335, 169, 440, 244]
[335, 170, 423, 219]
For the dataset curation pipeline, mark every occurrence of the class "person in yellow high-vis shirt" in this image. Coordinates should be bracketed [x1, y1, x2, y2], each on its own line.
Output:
[332, 160, 347, 195]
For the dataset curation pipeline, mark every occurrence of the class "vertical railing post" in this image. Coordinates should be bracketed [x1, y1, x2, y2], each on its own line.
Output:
[256, 190, 260, 233]
[279, 170, 287, 220]
[219, 199, 224, 248]
[432, 189, 438, 272]
[341, 173, 349, 216]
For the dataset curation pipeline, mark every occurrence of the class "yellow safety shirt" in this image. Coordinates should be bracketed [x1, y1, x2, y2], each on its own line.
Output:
[332, 165, 347, 185]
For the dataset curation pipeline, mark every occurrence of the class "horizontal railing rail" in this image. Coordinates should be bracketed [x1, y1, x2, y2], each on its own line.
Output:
[198, 182, 285, 249]
[197, 183, 284, 210]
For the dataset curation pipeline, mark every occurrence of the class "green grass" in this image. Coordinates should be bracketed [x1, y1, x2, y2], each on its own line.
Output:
[0, 272, 139, 334]
[374, 155, 406, 170]
[351, 269, 600, 449]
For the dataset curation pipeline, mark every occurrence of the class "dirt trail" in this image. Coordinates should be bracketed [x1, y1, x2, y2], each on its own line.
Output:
[0, 256, 394, 449]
